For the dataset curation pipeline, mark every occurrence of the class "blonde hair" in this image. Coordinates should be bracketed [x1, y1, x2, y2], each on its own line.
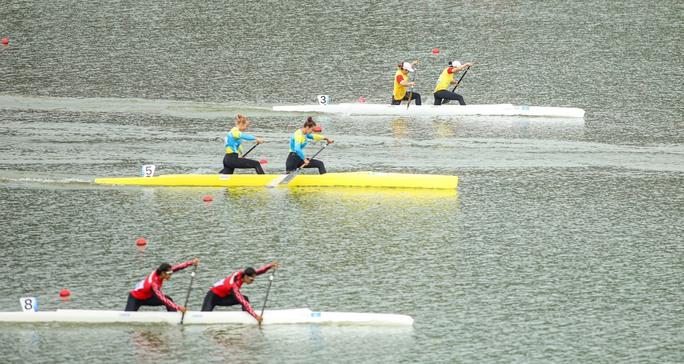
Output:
[236, 114, 249, 126]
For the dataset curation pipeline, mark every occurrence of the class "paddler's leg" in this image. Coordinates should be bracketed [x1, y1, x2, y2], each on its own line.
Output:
[237, 158, 265, 174]
[407, 92, 422, 105]
[220, 153, 236, 174]
[435, 90, 465, 105]
[304, 159, 326, 174]
[124, 293, 142, 311]
[223, 153, 265, 174]
[203, 293, 249, 310]
[144, 294, 178, 311]
[201, 290, 220, 312]
[433, 93, 444, 105]
[286, 152, 303, 173]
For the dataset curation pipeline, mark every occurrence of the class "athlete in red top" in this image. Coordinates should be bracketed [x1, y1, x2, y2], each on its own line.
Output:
[125, 258, 200, 313]
[201, 261, 279, 323]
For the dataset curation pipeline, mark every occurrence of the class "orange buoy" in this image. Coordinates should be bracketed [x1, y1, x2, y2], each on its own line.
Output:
[135, 237, 147, 246]
[202, 195, 213, 202]
[313, 126, 322, 132]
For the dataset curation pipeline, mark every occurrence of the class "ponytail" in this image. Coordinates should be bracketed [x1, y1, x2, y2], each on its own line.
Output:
[303, 116, 316, 128]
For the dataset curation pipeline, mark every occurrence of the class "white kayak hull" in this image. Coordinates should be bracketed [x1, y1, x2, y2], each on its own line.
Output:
[0, 308, 413, 326]
[273, 103, 585, 118]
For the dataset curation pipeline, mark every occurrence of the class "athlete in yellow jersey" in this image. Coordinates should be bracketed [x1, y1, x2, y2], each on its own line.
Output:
[433, 60, 473, 105]
[391, 61, 421, 106]
[286, 117, 333, 174]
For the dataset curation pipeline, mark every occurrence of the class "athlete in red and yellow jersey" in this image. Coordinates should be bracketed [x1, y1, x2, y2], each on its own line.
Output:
[201, 261, 279, 323]
[125, 258, 200, 313]
[392, 61, 421, 105]
[433, 60, 473, 105]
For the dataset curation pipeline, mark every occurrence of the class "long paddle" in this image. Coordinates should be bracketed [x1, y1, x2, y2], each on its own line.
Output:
[276, 143, 330, 185]
[258, 270, 275, 326]
[450, 65, 471, 92]
[180, 263, 198, 325]
[241, 144, 269, 165]
[406, 68, 417, 109]
[241, 144, 258, 158]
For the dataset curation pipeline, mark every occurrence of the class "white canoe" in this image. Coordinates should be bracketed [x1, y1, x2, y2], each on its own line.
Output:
[0, 308, 413, 326]
[273, 103, 585, 118]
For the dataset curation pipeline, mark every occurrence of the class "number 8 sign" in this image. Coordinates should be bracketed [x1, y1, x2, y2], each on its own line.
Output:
[20, 297, 38, 312]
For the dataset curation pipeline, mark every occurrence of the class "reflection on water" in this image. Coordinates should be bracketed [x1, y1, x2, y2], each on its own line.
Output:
[390, 118, 409, 139]
[132, 329, 175, 362]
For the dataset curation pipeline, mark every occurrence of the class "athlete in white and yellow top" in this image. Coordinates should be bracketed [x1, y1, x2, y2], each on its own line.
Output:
[219, 114, 265, 174]
[286, 117, 333, 174]
[391, 61, 421, 106]
[433, 60, 473, 105]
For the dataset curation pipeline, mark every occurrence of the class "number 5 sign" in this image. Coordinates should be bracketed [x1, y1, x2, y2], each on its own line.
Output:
[20, 297, 38, 312]
[141, 164, 156, 177]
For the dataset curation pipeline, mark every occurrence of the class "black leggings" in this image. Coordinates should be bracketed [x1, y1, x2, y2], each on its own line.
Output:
[124, 293, 177, 312]
[220, 153, 264, 174]
[201, 290, 250, 312]
[285, 152, 326, 174]
[391, 91, 421, 106]
[433, 90, 465, 105]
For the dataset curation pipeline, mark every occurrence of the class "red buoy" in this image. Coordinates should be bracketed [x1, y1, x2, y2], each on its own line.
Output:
[1, 38, 9, 46]
[358, 96, 366, 103]
[259, 159, 268, 165]
[59, 289, 71, 298]
[202, 195, 213, 202]
[432, 48, 439, 55]
[135, 237, 147, 246]
[313, 126, 322, 132]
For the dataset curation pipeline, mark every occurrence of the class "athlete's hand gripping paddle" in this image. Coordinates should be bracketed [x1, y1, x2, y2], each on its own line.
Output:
[278, 142, 330, 185]
[451, 65, 471, 92]
[407, 68, 418, 110]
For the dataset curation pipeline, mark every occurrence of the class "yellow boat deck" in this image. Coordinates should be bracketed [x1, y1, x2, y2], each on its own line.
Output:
[94, 172, 458, 190]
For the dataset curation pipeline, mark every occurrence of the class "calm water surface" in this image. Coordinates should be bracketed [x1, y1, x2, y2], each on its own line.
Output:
[0, 0, 682, 363]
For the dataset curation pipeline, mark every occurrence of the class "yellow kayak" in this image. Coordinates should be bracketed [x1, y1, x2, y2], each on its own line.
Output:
[94, 172, 458, 190]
